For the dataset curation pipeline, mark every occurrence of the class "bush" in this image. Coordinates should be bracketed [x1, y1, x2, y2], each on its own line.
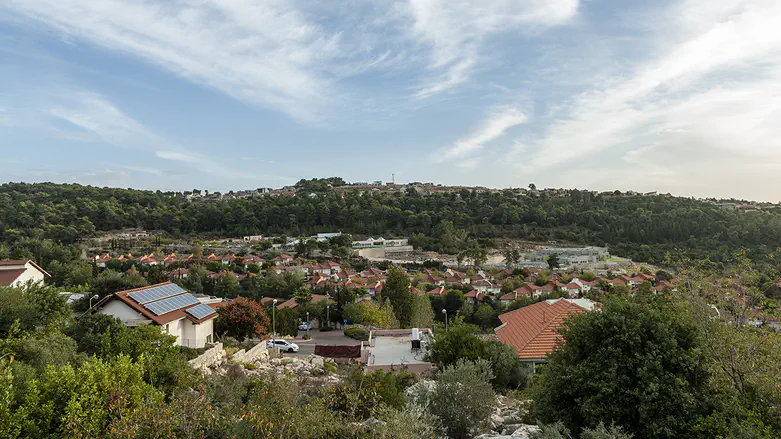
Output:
[429, 359, 496, 438]
[427, 323, 526, 390]
[344, 327, 368, 341]
[319, 326, 334, 332]
[324, 361, 337, 373]
[177, 346, 203, 361]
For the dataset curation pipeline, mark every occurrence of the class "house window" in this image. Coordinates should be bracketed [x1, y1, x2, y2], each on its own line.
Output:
[164, 324, 169, 332]
[206, 334, 212, 343]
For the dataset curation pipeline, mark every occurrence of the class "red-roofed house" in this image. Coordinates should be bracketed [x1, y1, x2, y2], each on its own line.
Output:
[472, 279, 500, 295]
[564, 282, 583, 297]
[276, 294, 330, 311]
[500, 286, 534, 304]
[427, 286, 447, 297]
[495, 298, 596, 370]
[93, 282, 217, 348]
[0, 260, 49, 287]
[464, 289, 485, 303]
[94, 253, 113, 268]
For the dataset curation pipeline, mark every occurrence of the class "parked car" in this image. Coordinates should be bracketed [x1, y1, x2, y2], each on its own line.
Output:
[298, 321, 312, 330]
[267, 339, 300, 353]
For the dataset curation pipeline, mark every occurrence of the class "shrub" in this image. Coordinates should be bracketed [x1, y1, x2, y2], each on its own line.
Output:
[427, 323, 526, 390]
[324, 361, 337, 373]
[429, 359, 496, 438]
[344, 327, 368, 341]
[319, 326, 334, 332]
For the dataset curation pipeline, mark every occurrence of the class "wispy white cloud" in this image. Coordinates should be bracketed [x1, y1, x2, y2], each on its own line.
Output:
[2, 0, 365, 124]
[405, 0, 579, 97]
[530, 0, 781, 167]
[49, 94, 164, 148]
[44, 91, 275, 181]
[436, 107, 527, 161]
[508, 0, 781, 200]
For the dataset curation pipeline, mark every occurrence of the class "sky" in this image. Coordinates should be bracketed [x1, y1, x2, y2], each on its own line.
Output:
[1, 0, 781, 201]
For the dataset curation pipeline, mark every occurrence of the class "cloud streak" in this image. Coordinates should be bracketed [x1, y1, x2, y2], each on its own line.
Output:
[3, 0, 351, 124]
[523, 0, 781, 171]
[436, 107, 527, 161]
[405, 0, 579, 97]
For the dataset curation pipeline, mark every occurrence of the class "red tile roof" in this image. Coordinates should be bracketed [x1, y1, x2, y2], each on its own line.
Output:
[0, 259, 50, 279]
[464, 290, 484, 301]
[0, 269, 27, 286]
[276, 294, 329, 310]
[427, 286, 446, 296]
[495, 299, 588, 360]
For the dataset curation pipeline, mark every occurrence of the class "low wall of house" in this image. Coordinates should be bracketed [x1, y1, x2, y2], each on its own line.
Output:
[232, 342, 269, 363]
[187, 343, 224, 372]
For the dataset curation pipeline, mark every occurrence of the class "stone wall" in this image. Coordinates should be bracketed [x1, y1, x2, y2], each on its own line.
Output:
[232, 342, 269, 363]
[187, 342, 224, 372]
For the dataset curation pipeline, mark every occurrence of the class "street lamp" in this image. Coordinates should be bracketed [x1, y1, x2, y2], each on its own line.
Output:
[306, 311, 310, 337]
[272, 299, 278, 337]
[442, 309, 448, 331]
[89, 294, 100, 308]
[326, 304, 330, 329]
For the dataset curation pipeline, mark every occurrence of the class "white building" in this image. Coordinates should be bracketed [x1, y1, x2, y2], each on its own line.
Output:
[93, 282, 219, 348]
[0, 260, 49, 287]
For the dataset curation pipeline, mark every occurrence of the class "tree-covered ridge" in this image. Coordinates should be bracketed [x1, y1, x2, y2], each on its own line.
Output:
[2, 182, 781, 264]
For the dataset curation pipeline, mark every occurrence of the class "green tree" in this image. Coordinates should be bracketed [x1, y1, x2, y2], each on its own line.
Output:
[409, 293, 435, 328]
[547, 253, 561, 270]
[474, 304, 497, 330]
[382, 265, 412, 327]
[214, 297, 270, 341]
[533, 297, 711, 438]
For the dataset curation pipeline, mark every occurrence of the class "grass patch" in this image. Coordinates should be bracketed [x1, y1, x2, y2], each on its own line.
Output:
[241, 362, 257, 370]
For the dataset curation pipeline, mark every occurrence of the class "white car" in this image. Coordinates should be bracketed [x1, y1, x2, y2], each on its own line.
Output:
[267, 339, 300, 353]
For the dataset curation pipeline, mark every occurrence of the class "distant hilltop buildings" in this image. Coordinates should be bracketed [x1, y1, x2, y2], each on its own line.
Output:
[174, 179, 780, 207]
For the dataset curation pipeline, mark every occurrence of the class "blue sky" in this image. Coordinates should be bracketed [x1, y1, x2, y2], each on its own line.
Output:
[1, 0, 780, 201]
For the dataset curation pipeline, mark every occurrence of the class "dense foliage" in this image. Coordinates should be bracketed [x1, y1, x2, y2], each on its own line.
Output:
[0, 283, 443, 439]
[533, 297, 711, 438]
[532, 267, 781, 439]
[3, 182, 781, 264]
[428, 323, 527, 390]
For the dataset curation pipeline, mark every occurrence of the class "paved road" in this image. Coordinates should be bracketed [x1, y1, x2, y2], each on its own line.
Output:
[276, 329, 363, 356]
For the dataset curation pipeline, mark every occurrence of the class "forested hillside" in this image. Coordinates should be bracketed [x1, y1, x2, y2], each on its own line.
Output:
[2, 182, 781, 264]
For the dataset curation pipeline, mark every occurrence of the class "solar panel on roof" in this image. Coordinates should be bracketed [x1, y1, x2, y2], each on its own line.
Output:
[128, 283, 186, 304]
[144, 293, 200, 316]
[186, 303, 217, 320]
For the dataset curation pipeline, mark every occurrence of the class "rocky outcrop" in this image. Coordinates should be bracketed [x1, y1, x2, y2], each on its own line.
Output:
[476, 395, 539, 439]
[246, 355, 341, 385]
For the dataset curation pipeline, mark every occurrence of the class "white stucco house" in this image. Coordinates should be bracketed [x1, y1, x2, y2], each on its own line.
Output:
[93, 282, 219, 348]
[0, 260, 49, 287]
